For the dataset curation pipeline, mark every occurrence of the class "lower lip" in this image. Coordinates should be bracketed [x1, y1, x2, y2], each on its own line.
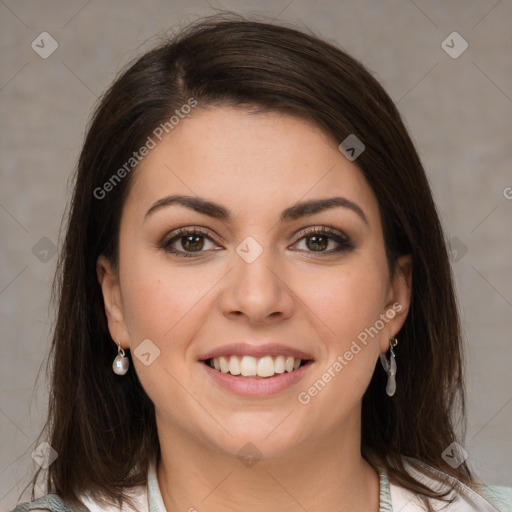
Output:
[200, 360, 314, 397]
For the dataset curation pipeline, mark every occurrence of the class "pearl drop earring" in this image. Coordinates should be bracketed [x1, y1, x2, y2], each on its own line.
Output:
[112, 342, 129, 375]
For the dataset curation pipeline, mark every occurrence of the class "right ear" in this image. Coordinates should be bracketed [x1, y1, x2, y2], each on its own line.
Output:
[96, 255, 130, 349]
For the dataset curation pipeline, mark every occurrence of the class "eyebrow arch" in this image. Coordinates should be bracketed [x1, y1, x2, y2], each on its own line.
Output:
[144, 194, 369, 226]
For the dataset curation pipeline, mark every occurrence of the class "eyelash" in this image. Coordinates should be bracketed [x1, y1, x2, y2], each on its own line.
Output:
[160, 226, 354, 259]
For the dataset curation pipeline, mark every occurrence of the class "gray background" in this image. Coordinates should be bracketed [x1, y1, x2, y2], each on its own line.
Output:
[1, 0, 511, 509]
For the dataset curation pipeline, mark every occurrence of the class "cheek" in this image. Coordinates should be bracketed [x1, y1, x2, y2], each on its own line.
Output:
[294, 261, 387, 419]
[298, 256, 388, 343]
[119, 250, 225, 369]
[122, 273, 201, 343]
[119, 261, 211, 402]
[118, 244, 199, 341]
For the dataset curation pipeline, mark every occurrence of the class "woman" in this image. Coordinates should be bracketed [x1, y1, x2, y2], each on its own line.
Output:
[11, 13, 512, 512]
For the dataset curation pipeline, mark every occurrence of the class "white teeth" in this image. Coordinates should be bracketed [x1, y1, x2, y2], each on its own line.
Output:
[257, 356, 275, 377]
[208, 355, 307, 377]
[274, 355, 285, 374]
[240, 355, 257, 376]
[219, 356, 230, 373]
[229, 355, 241, 375]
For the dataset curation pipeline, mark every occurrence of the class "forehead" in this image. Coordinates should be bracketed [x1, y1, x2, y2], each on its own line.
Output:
[124, 107, 380, 226]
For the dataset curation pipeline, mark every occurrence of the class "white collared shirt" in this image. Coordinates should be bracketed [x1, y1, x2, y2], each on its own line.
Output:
[76, 456, 512, 512]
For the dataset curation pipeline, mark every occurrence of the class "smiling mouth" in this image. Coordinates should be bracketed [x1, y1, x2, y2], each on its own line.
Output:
[202, 355, 312, 379]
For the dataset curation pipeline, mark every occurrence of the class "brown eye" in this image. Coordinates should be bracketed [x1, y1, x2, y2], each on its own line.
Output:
[181, 234, 205, 252]
[305, 234, 329, 252]
[293, 226, 353, 255]
[162, 228, 218, 258]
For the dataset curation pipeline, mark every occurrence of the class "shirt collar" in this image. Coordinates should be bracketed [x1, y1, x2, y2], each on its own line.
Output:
[147, 459, 167, 512]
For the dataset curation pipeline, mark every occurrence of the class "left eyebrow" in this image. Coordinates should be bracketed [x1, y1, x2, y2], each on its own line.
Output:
[144, 194, 369, 226]
[281, 196, 369, 226]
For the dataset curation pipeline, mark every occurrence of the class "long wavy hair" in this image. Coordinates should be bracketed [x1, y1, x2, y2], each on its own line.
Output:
[26, 12, 472, 511]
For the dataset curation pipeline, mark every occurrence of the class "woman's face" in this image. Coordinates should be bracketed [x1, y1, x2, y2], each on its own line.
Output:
[98, 106, 411, 459]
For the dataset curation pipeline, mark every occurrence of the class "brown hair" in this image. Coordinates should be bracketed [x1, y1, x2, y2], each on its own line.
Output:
[27, 12, 472, 511]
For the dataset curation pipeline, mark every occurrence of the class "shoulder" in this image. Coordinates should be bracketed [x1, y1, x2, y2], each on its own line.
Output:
[473, 482, 512, 512]
[8, 478, 148, 512]
[7, 485, 148, 512]
[77, 487, 148, 512]
[6, 493, 90, 512]
[397, 456, 512, 512]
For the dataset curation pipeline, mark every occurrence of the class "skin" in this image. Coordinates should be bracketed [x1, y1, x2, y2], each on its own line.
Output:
[97, 106, 412, 512]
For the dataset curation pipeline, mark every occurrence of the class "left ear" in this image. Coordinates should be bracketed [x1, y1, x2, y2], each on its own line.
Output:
[380, 254, 412, 353]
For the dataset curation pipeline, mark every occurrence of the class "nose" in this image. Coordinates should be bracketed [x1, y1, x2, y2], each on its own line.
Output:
[218, 241, 296, 325]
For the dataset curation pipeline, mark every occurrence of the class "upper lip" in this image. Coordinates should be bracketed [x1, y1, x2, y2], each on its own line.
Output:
[198, 342, 315, 361]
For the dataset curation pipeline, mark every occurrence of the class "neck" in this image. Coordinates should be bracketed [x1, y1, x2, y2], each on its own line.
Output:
[155, 419, 380, 512]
